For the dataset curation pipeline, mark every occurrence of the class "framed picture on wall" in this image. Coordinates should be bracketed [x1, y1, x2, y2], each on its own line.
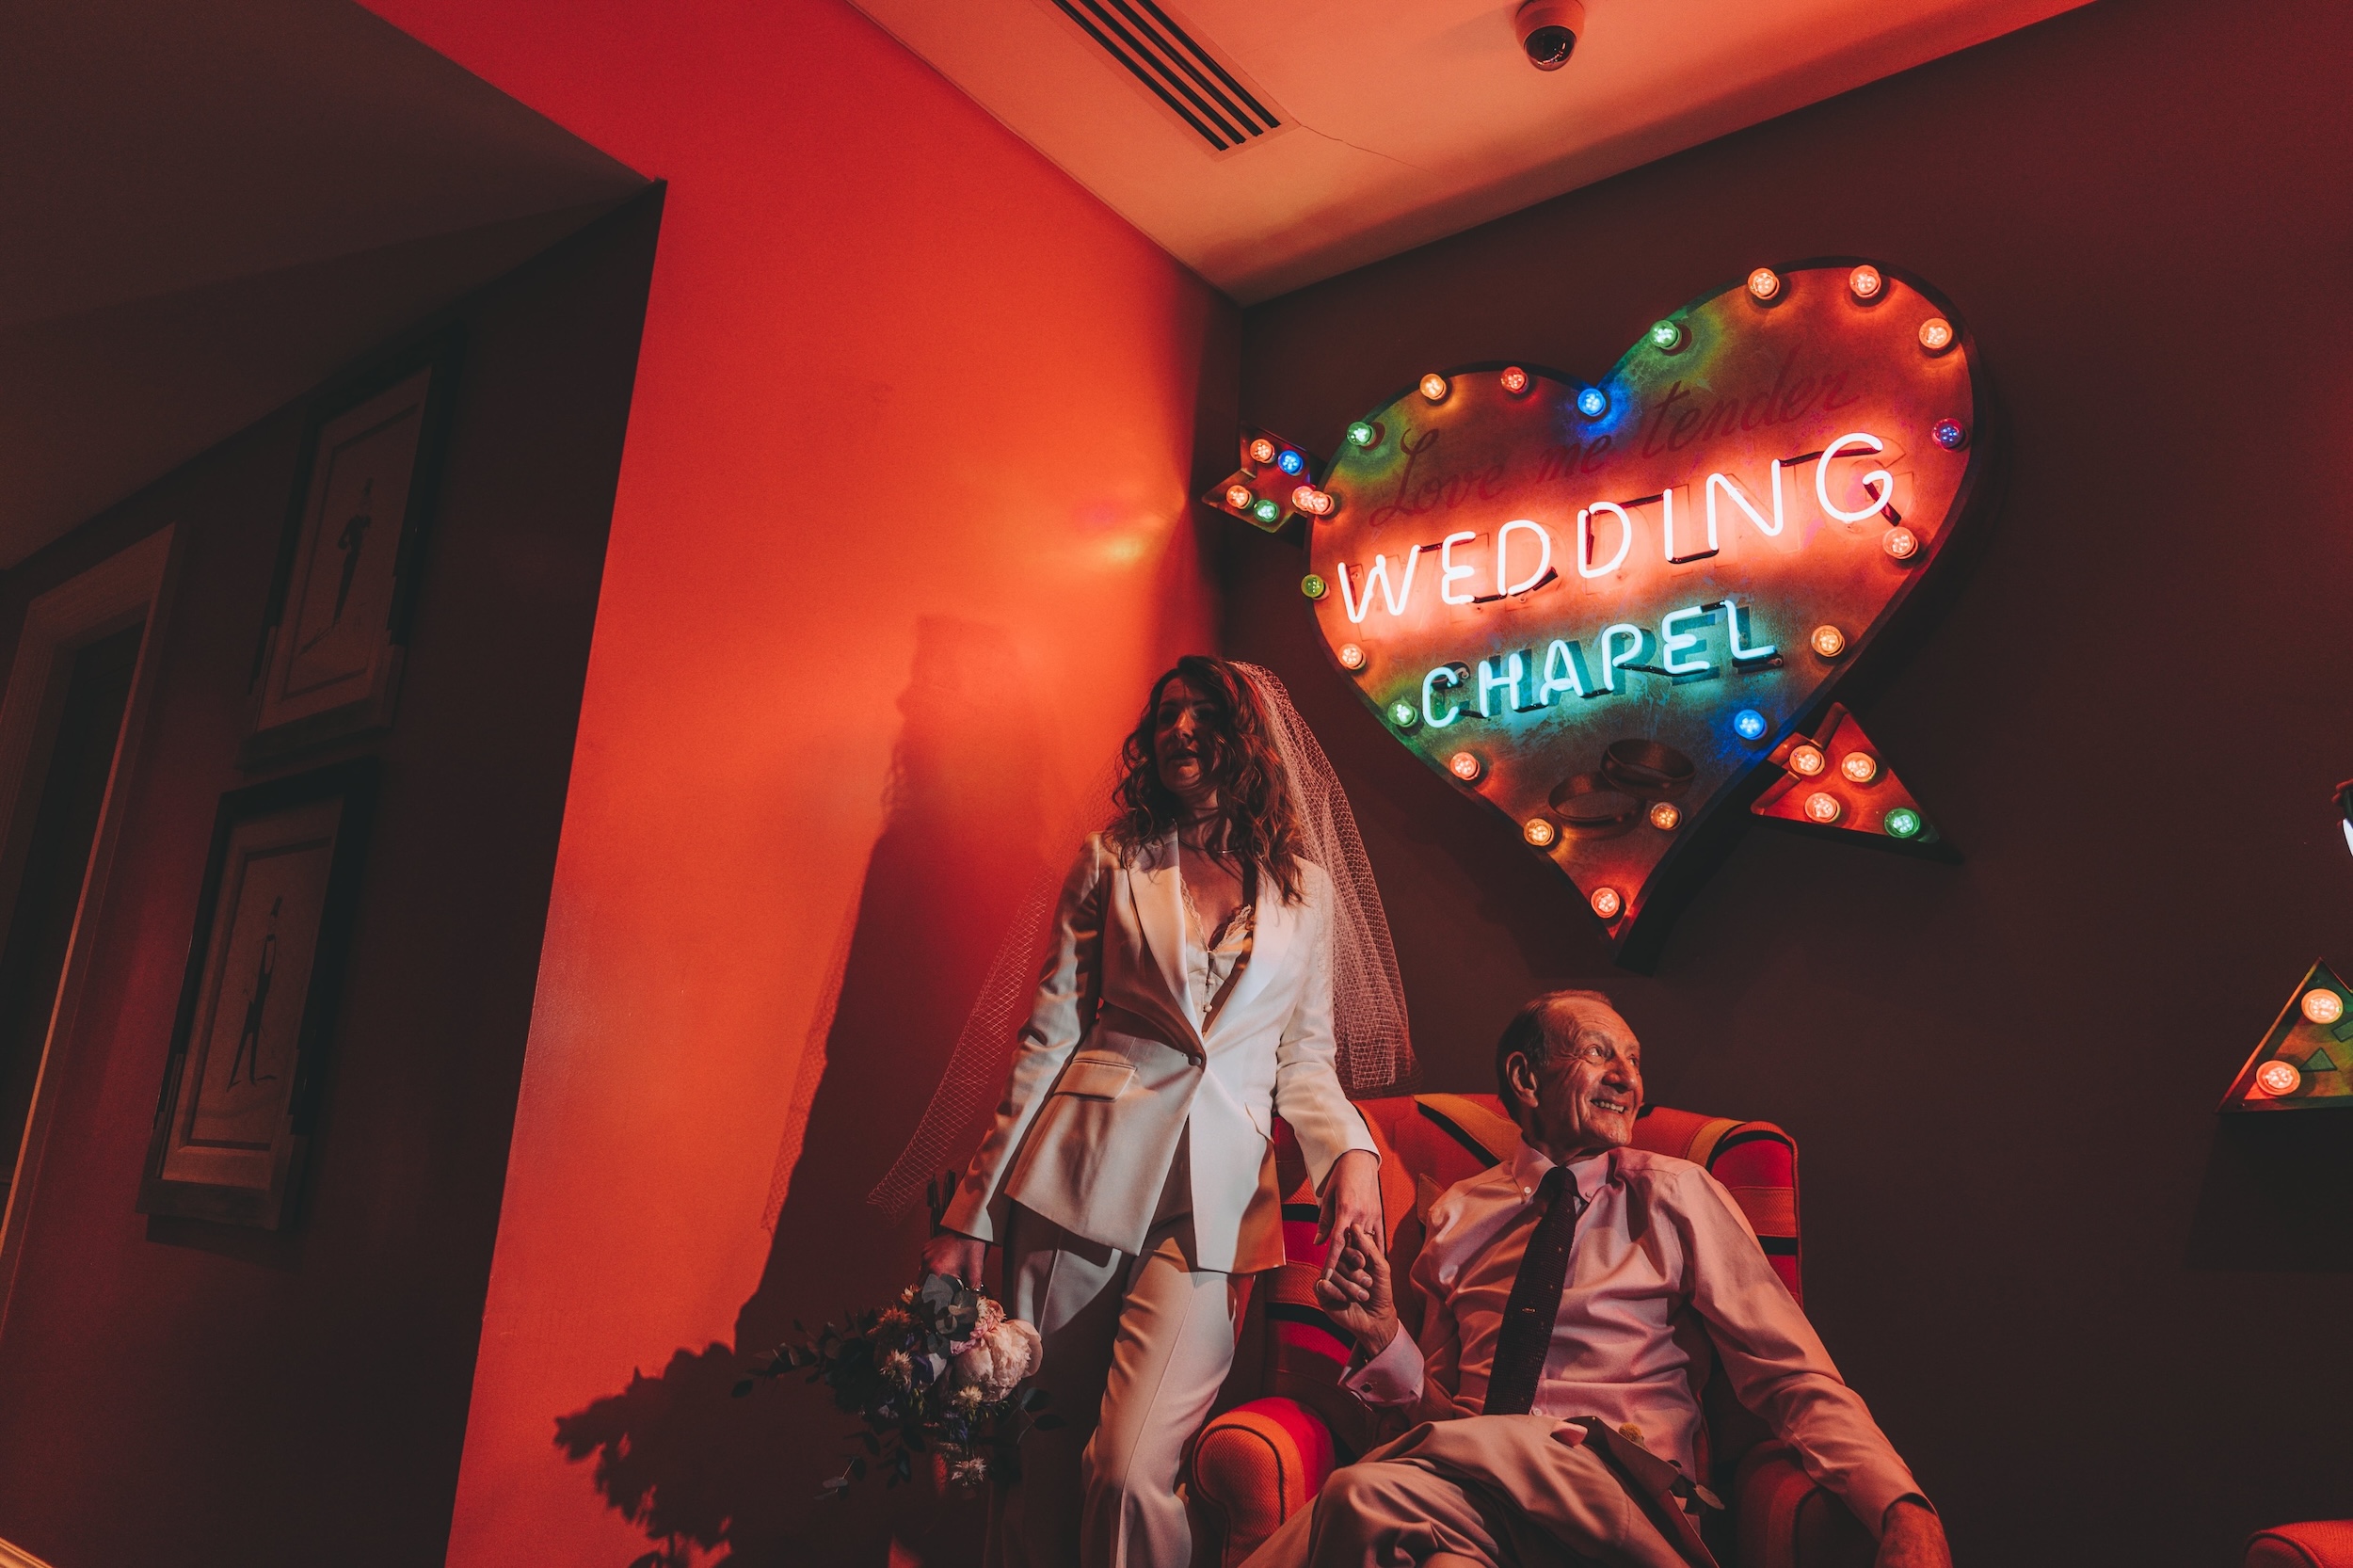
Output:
[241, 331, 461, 767]
[138, 758, 379, 1229]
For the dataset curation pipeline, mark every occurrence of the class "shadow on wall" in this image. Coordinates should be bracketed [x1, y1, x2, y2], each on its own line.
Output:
[554, 616, 1050, 1567]
[2186, 1114, 2353, 1273]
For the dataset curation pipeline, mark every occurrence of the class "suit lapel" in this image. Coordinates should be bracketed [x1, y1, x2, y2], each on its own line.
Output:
[1129, 831, 1204, 1054]
[1206, 868, 1290, 1046]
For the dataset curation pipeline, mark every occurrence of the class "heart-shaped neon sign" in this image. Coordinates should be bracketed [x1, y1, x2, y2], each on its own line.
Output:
[1303, 262, 1993, 967]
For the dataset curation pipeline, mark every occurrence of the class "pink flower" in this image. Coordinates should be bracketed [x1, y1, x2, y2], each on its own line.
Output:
[948, 1318, 1042, 1402]
[947, 1295, 1008, 1356]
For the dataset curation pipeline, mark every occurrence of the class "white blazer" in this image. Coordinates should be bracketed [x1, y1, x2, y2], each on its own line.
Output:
[941, 829, 1376, 1273]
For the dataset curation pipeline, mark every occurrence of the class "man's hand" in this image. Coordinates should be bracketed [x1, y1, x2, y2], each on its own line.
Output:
[1318, 1148, 1383, 1276]
[920, 1229, 988, 1290]
[1311, 1223, 1400, 1355]
[1877, 1498, 1950, 1568]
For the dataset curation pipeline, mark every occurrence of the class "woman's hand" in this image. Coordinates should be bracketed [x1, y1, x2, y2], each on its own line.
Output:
[1311, 1223, 1399, 1355]
[1317, 1148, 1383, 1275]
[920, 1229, 988, 1290]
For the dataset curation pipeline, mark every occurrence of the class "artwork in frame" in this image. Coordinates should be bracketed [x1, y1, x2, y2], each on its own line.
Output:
[138, 758, 379, 1229]
[242, 331, 461, 767]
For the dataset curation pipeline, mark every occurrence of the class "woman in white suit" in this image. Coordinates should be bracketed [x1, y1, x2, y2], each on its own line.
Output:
[922, 656, 1387, 1568]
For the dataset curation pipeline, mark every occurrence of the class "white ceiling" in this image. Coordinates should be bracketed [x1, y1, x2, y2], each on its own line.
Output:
[0, 0, 648, 568]
[850, 0, 2090, 303]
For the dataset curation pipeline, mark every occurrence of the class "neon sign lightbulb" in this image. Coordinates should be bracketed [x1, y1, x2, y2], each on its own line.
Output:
[1839, 752, 1880, 784]
[1787, 745, 1827, 777]
[1277, 448, 1306, 476]
[1933, 418, 1967, 450]
[1449, 751, 1482, 782]
[1523, 817, 1557, 847]
[2303, 989, 2345, 1025]
[1300, 573, 1328, 600]
[1419, 373, 1450, 402]
[1249, 438, 1277, 465]
[1648, 802, 1681, 831]
[1803, 792, 1843, 824]
[1337, 643, 1366, 670]
[1849, 264, 1884, 301]
[1499, 366, 1530, 394]
[2256, 1060, 2303, 1096]
[1648, 320, 1683, 352]
[1810, 625, 1847, 659]
[1388, 700, 1417, 728]
[1746, 267, 1782, 301]
[1293, 486, 1336, 516]
[1225, 484, 1255, 510]
[1733, 709, 1768, 742]
[1918, 317, 1954, 353]
[1346, 421, 1379, 448]
[1883, 808, 1922, 840]
[1252, 498, 1281, 524]
[1883, 527, 1921, 561]
[1591, 887, 1624, 920]
[1577, 386, 1609, 419]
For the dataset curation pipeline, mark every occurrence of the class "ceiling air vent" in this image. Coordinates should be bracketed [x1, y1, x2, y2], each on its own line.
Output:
[1047, 0, 1286, 155]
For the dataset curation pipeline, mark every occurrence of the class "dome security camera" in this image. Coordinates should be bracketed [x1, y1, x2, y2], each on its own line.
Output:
[1515, 0, 1586, 70]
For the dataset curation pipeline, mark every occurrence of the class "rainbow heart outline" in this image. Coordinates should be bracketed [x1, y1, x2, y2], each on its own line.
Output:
[1304, 261, 1997, 968]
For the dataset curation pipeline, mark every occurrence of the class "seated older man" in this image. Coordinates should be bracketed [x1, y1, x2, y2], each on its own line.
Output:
[1250, 989, 1951, 1568]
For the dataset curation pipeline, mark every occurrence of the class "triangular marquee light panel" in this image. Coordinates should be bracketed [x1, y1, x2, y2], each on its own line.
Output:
[2218, 960, 2353, 1113]
[1205, 426, 1327, 534]
[1291, 260, 1994, 969]
[1752, 704, 1953, 857]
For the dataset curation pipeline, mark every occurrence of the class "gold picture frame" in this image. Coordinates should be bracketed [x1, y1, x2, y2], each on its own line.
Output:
[242, 332, 460, 767]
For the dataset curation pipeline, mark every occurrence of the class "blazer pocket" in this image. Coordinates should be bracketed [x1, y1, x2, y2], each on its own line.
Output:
[1052, 1054, 1137, 1100]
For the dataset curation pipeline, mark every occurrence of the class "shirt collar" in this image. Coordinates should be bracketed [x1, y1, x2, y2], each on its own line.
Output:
[1507, 1138, 1615, 1207]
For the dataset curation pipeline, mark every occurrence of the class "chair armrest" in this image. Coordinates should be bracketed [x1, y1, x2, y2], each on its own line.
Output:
[2246, 1523, 2353, 1567]
[1188, 1396, 1338, 1568]
[1736, 1443, 1874, 1568]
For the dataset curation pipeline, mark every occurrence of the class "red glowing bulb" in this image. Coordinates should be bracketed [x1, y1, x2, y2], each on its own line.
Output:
[2256, 1060, 2303, 1096]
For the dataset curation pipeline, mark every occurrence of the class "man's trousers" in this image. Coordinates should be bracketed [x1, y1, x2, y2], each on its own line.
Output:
[1241, 1415, 1701, 1568]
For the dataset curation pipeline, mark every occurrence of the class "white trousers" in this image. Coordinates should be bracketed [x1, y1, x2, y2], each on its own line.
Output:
[996, 1200, 1245, 1568]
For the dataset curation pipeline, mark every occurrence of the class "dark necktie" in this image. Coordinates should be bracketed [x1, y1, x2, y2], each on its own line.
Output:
[1483, 1164, 1580, 1416]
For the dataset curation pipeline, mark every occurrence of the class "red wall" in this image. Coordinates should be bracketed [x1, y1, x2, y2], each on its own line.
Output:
[1226, 0, 2353, 1561]
[348, 3, 1232, 1564]
[0, 197, 660, 1567]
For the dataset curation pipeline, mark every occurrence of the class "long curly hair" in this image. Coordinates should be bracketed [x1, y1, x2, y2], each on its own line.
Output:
[1107, 656, 1305, 904]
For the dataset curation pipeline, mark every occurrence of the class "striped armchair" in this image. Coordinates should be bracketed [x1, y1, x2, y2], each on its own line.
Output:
[1184, 1094, 1874, 1568]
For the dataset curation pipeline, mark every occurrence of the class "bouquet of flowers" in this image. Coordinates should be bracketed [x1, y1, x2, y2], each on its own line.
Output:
[734, 1272, 1050, 1496]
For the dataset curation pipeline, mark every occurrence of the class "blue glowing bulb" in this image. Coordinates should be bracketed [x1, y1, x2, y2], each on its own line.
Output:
[1577, 387, 1609, 419]
[1931, 418, 1966, 450]
[1732, 709, 1768, 742]
[1276, 449, 1305, 476]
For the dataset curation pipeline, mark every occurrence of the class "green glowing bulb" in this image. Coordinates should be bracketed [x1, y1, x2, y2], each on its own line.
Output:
[1883, 808, 1922, 840]
[1346, 421, 1378, 448]
[1300, 573, 1327, 600]
[1252, 498, 1282, 523]
[1389, 700, 1417, 728]
[1648, 319, 1684, 351]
